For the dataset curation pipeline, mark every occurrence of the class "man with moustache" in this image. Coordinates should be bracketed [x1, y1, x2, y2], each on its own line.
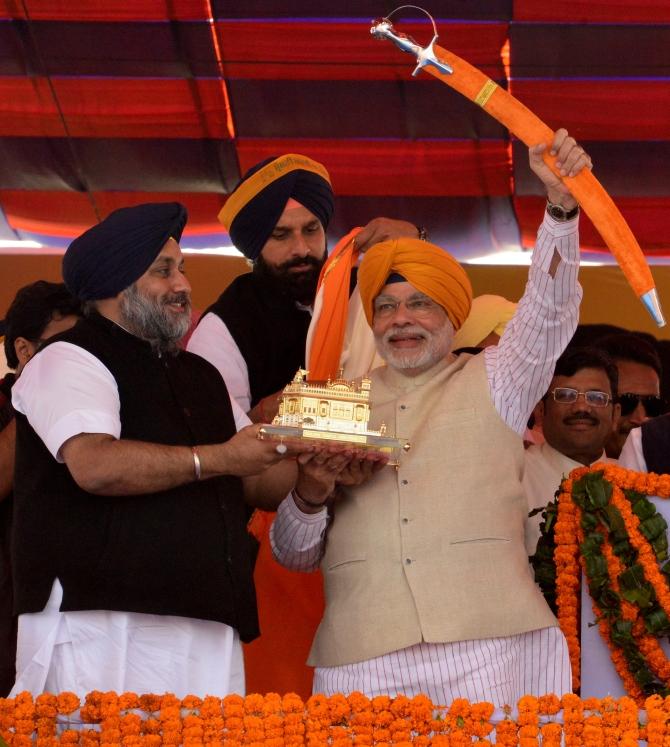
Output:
[524, 346, 620, 554]
[186, 153, 419, 697]
[187, 153, 418, 421]
[272, 131, 591, 705]
[9, 203, 314, 698]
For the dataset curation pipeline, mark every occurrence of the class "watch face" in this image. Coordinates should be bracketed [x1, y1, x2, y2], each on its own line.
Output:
[548, 204, 566, 220]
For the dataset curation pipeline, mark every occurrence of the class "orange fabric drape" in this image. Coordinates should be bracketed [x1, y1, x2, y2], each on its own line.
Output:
[243, 511, 323, 698]
[307, 228, 361, 381]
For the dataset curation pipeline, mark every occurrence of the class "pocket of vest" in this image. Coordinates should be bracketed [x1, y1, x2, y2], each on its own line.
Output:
[326, 554, 367, 571]
[450, 537, 511, 545]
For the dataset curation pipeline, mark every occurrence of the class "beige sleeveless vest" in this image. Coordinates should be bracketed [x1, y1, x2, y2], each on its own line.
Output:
[308, 352, 558, 667]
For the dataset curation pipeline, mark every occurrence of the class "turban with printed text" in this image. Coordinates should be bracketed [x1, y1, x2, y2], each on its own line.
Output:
[63, 202, 187, 300]
[219, 153, 334, 261]
[357, 237, 473, 331]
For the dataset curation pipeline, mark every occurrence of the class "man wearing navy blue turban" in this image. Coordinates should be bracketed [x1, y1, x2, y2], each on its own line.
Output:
[186, 155, 421, 698]
[188, 153, 420, 420]
[9, 202, 315, 698]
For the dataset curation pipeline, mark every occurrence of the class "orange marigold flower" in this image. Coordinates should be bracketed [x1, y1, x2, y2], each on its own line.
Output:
[138, 694, 162, 714]
[117, 692, 139, 712]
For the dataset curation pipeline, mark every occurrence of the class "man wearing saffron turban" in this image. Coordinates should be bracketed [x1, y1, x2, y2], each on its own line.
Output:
[9, 202, 316, 699]
[186, 153, 420, 697]
[271, 130, 592, 706]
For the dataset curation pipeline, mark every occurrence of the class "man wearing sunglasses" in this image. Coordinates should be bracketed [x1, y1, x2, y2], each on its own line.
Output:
[524, 347, 620, 554]
[595, 333, 664, 458]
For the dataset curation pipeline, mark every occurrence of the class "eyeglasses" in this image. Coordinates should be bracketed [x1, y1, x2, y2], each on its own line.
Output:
[550, 387, 612, 407]
[373, 296, 440, 319]
[618, 393, 666, 418]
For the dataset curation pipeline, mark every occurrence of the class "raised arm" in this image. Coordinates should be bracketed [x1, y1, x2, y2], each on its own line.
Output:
[486, 130, 591, 434]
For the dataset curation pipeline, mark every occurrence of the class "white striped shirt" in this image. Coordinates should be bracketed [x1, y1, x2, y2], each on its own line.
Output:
[271, 211, 580, 704]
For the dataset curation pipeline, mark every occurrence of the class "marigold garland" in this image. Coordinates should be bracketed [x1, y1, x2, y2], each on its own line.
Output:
[554, 476, 583, 689]
[1, 692, 668, 745]
[534, 464, 670, 701]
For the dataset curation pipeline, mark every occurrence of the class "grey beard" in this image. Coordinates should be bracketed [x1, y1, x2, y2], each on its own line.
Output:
[119, 284, 191, 355]
[375, 322, 453, 374]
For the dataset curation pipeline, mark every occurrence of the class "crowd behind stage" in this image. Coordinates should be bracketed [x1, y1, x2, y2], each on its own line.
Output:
[1, 131, 669, 708]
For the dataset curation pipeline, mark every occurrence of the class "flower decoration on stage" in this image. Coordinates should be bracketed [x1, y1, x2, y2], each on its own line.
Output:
[0, 691, 661, 745]
[531, 464, 670, 704]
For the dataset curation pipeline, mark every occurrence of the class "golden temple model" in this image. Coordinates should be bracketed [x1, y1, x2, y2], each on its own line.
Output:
[259, 369, 410, 464]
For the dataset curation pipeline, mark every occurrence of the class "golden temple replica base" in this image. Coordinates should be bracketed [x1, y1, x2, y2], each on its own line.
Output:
[260, 369, 409, 465]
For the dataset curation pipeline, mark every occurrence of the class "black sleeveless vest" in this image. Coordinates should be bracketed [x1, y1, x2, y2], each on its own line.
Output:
[12, 314, 259, 641]
[641, 414, 670, 475]
[204, 272, 311, 408]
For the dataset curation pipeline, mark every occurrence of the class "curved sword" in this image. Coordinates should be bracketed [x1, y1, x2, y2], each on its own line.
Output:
[371, 14, 665, 327]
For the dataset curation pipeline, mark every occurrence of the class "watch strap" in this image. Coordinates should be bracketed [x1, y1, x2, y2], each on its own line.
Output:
[546, 200, 579, 221]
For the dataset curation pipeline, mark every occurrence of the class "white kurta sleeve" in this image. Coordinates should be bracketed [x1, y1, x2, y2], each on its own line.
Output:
[485, 211, 582, 434]
[187, 312, 252, 413]
[230, 395, 252, 432]
[270, 494, 328, 572]
[11, 342, 120, 462]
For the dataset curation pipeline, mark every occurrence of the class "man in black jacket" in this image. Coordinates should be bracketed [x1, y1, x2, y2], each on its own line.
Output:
[10, 203, 317, 698]
[187, 153, 420, 422]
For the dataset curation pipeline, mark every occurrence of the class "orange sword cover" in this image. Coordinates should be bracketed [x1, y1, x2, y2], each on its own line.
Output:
[370, 15, 665, 327]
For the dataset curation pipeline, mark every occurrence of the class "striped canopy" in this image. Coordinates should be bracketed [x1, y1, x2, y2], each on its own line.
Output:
[1, 0, 669, 259]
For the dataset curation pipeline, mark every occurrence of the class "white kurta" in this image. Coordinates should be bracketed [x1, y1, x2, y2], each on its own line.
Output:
[187, 300, 313, 413]
[271, 211, 581, 705]
[11, 340, 252, 698]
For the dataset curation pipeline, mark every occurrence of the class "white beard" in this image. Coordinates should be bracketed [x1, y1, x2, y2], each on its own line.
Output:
[375, 320, 454, 374]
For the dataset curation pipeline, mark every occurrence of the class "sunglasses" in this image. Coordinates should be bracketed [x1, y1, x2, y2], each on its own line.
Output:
[618, 393, 666, 418]
[550, 387, 611, 407]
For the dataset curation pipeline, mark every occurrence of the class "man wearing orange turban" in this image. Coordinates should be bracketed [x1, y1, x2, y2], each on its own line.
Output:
[187, 153, 421, 698]
[272, 130, 593, 707]
[356, 237, 473, 331]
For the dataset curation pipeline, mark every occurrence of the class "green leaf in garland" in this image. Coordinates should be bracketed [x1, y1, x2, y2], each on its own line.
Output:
[611, 537, 634, 563]
[619, 564, 656, 609]
[644, 607, 670, 635]
[639, 516, 670, 562]
[581, 511, 599, 533]
[584, 554, 609, 589]
[621, 586, 655, 609]
[603, 504, 626, 536]
[583, 472, 612, 508]
[652, 535, 669, 562]
[580, 533, 604, 558]
[631, 496, 657, 521]
[611, 618, 634, 645]
[529, 498, 559, 615]
[641, 514, 668, 539]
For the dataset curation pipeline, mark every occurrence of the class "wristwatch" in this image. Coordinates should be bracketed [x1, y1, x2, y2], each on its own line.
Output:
[546, 200, 579, 221]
